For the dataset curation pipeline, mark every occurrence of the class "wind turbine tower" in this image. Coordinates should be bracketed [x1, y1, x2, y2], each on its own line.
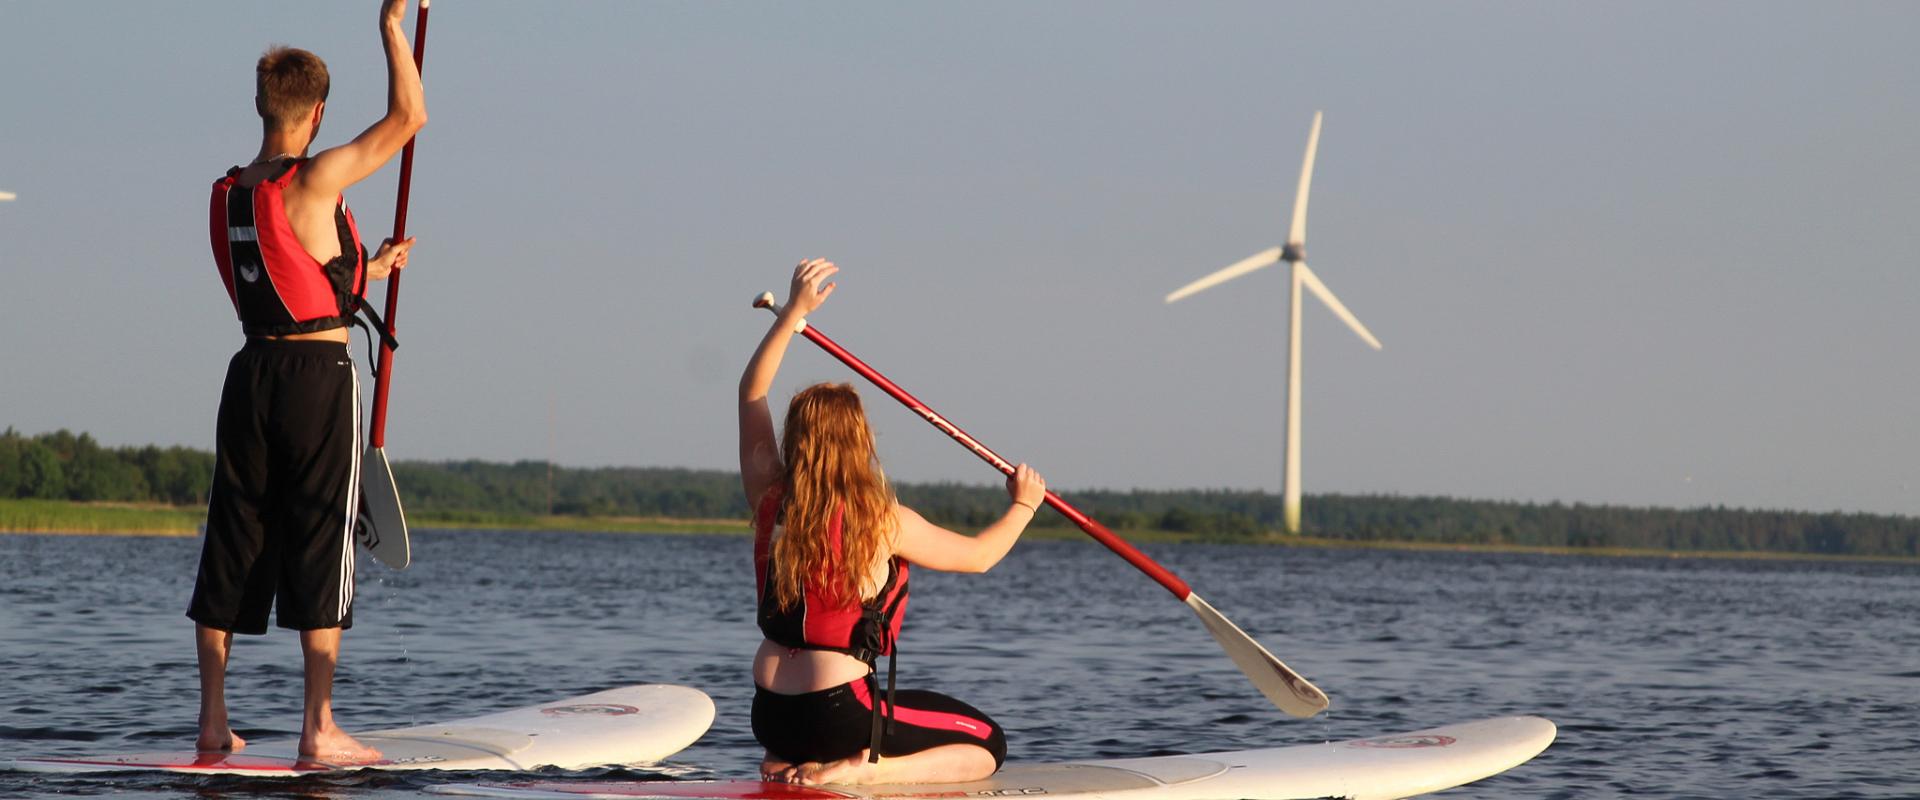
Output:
[1165, 111, 1382, 533]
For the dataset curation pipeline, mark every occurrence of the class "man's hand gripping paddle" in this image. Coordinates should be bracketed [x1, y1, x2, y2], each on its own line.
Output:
[751, 292, 1330, 719]
[357, 0, 431, 570]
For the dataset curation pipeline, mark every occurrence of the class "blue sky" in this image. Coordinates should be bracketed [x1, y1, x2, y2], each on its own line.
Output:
[2, 2, 1916, 516]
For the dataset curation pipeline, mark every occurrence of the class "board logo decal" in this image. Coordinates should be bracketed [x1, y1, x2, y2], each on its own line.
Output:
[1350, 734, 1457, 749]
[540, 703, 641, 716]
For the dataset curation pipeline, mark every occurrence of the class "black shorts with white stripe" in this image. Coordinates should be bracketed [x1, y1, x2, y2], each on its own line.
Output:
[188, 337, 362, 634]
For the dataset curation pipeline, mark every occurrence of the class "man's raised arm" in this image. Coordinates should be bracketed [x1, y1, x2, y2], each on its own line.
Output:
[299, 0, 426, 198]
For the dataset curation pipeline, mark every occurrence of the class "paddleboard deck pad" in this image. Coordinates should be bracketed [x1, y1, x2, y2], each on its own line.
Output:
[427, 716, 1553, 800]
[10, 684, 715, 776]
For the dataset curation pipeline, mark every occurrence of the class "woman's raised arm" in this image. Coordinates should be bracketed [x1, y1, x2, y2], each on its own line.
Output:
[739, 259, 839, 504]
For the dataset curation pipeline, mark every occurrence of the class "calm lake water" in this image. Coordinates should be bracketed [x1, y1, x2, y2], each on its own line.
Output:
[1, 530, 1916, 799]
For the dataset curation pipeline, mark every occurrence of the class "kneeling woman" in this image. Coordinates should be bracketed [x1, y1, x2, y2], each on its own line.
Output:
[739, 259, 1046, 785]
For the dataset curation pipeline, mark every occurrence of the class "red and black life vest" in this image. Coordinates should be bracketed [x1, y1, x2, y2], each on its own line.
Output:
[210, 159, 368, 338]
[754, 486, 911, 664]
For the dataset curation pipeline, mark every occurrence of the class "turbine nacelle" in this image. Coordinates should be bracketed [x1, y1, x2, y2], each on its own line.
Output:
[1281, 243, 1305, 264]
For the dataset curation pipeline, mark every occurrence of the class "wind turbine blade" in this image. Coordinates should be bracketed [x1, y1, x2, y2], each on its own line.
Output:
[1165, 247, 1283, 304]
[1287, 111, 1323, 248]
[1297, 262, 1382, 349]
[0, 191, 16, 202]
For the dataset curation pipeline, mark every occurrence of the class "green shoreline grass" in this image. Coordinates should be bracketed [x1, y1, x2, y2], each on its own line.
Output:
[0, 499, 206, 535]
[4, 499, 1914, 564]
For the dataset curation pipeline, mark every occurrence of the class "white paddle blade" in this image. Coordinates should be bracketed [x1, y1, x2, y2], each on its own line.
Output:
[357, 446, 412, 570]
[1288, 111, 1323, 248]
[1185, 593, 1330, 718]
[1297, 262, 1382, 350]
[1165, 247, 1283, 304]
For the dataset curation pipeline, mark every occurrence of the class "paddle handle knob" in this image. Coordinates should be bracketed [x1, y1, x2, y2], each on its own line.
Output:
[751, 291, 808, 333]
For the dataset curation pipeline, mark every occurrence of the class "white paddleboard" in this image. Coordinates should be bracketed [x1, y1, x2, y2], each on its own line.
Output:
[427, 715, 1554, 800]
[11, 684, 715, 776]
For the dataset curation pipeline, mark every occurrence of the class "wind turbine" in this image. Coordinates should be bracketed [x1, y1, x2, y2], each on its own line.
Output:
[1165, 111, 1382, 534]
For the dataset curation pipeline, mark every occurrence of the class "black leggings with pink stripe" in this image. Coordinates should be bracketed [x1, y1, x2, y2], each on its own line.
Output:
[752, 676, 1007, 767]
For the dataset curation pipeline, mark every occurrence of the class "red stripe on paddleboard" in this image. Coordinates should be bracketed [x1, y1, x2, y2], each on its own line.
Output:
[482, 782, 856, 799]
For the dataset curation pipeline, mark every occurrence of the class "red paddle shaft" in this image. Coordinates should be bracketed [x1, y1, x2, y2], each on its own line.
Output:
[753, 297, 1192, 600]
[369, 0, 430, 449]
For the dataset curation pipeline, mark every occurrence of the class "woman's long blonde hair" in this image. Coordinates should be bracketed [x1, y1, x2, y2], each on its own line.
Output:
[769, 383, 898, 610]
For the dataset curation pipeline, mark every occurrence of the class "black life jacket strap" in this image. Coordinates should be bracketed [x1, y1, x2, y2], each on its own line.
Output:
[349, 299, 399, 375]
[242, 316, 354, 339]
[886, 645, 899, 735]
[328, 191, 399, 372]
[866, 645, 899, 764]
[867, 665, 884, 763]
[865, 563, 908, 764]
[878, 575, 906, 740]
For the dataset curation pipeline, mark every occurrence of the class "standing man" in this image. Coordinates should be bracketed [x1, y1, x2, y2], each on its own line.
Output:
[189, 0, 426, 764]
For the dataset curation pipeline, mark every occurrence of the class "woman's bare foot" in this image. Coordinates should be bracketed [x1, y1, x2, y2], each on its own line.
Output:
[298, 728, 383, 765]
[792, 750, 880, 785]
[760, 752, 798, 782]
[194, 727, 245, 753]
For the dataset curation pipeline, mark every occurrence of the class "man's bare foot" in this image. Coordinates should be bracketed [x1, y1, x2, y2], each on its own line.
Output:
[195, 728, 245, 753]
[298, 728, 383, 765]
[792, 750, 879, 785]
[760, 752, 798, 782]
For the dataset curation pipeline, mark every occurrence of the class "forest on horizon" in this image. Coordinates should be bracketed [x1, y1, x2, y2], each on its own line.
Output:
[3, 428, 1915, 557]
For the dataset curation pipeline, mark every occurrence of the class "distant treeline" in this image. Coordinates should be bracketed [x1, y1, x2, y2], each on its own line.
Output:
[393, 461, 1920, 557]
[6, 429, 1917, 557]
[0, 429, 212, 506]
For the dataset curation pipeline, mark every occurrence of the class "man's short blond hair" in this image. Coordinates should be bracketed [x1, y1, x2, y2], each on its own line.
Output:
[256, 46, 330, 130]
